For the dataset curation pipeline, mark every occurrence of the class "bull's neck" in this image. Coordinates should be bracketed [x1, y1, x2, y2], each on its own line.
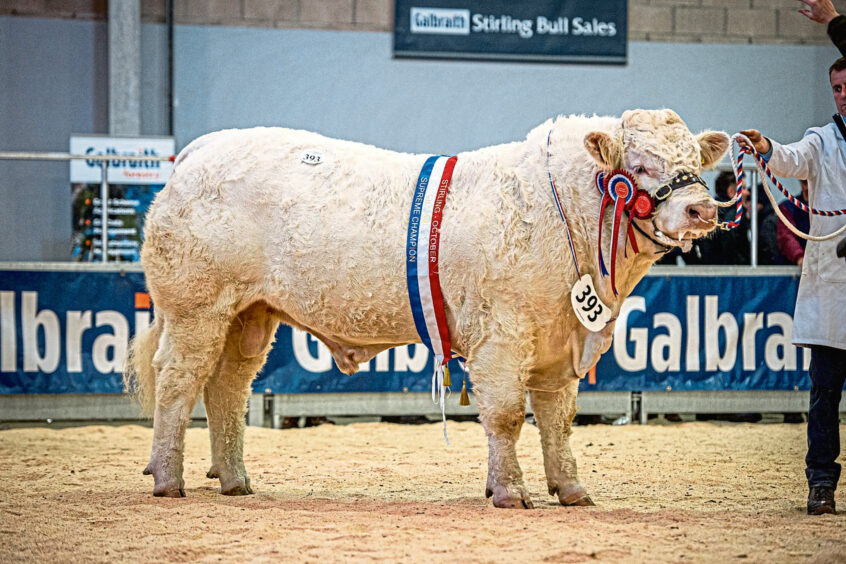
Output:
[459, 135, 661, 306]
[600, 242, 657, 302]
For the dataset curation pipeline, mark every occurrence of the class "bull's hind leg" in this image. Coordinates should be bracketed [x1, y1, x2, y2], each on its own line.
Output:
[145, 312, 230, 497]
[472, 341, 533, 509]
[204, 302, 279, 495]
[529, 381, 595, 506]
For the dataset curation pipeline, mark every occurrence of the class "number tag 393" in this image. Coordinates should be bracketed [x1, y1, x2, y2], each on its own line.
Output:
[570, 274, 613, 332]
[301, 149, 324, 165]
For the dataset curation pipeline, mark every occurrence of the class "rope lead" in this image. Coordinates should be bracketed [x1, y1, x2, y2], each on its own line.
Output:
[721, 133, 846, 242]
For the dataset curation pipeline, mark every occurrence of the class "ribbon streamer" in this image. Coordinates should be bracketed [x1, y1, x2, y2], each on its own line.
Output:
[596, 170, 638, 296]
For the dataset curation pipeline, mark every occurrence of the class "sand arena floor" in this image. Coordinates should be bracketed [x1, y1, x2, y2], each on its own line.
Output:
[1, 419, 844, 563]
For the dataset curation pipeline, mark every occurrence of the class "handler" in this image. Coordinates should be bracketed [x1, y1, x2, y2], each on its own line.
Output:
[739, 55, 846, 515]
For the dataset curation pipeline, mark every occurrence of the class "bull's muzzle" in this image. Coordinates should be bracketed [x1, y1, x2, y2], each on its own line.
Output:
[686, 201, 717, 223]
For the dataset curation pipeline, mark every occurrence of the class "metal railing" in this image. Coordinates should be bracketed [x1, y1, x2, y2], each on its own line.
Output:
[700, 162, 761, 266]
[0, 153, 761, 264]
[0, 151, 174, 263]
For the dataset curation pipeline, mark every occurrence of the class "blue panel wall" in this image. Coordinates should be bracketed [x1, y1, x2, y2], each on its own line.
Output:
[0, 267, 809, 394]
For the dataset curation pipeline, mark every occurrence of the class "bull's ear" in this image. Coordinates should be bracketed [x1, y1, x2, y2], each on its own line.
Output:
[584, 131, 622, 170]
[697, 131, 730, 169]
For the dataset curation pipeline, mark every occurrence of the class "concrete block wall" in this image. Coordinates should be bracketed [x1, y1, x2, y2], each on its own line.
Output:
[163, 0, 392, 30]
[630, 0, 846, 44]
[2, 0, 845, 43]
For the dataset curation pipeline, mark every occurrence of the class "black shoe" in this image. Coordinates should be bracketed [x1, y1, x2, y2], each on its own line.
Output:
[807, 487, 836, 515]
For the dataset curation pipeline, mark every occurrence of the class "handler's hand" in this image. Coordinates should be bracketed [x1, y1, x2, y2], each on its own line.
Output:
[798, 0, 839, 25]
[739, 129, 772, 155]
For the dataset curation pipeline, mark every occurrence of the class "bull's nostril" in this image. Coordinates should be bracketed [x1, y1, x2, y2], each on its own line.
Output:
[687, 204, 716, 222]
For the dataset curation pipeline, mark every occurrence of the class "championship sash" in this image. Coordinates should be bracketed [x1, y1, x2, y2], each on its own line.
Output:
[406, 155, 457, 442]
[406, 155, 456, 363]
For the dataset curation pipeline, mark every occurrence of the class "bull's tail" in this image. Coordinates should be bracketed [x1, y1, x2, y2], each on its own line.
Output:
[123, 313, 162, 418]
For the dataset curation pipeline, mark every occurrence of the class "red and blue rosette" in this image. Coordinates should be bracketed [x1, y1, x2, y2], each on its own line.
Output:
[596, 169, 642, 296]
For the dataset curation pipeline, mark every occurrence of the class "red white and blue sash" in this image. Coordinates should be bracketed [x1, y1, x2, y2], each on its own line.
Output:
[406, 155, 457, 442]
[406, 155, 456, 364]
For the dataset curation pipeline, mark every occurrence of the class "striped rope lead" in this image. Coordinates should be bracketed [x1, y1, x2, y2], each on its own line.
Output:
[719, 133, 846, 242]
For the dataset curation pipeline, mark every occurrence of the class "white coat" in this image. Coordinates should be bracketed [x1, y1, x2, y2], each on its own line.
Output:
[768, 121, 846, 350]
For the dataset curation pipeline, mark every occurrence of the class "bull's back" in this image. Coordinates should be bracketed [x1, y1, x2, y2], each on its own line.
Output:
[142, 127, 430, 337]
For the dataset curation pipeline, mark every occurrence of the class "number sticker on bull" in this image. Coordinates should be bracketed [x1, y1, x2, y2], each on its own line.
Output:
[570, 274, 612, 332]
[300, 150, 324, 165]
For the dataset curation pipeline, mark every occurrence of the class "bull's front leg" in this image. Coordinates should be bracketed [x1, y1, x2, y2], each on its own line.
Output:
[471, 340, 534, 509]
[529, 380, 595, 506]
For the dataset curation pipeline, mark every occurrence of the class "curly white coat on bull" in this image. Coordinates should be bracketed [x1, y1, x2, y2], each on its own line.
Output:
[125, 109, 729, 508]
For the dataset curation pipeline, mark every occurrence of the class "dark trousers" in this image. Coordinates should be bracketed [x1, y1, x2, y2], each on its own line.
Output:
[805, 345, 846, 490]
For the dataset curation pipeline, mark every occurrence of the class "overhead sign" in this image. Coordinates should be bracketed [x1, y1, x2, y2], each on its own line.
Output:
[70, 188, 159, 262]
[69, 135, 175, 185]
[394, 0, 627, 64]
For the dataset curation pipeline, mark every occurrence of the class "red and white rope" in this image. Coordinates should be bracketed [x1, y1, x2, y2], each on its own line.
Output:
[719, 133, 846, 242]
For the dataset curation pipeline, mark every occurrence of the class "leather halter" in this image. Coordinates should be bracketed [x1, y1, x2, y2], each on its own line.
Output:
[635, 170, 708, 254]
[653, 171, 707, 204]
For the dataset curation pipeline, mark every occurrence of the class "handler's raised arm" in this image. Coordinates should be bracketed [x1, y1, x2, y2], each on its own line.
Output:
[798, 0, 846, 55]
[798, 0, 838, 24]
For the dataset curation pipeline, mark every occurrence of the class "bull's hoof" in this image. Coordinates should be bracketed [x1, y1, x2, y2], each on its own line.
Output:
[552, 483, 596, 507]
[153, 487, 186, 498]
[562, 494, 595, 506]
[221, 484, 254, 496]
[220, 476, 253, 496]
[494, 495, 534, 509]
[487, 485, 534, 509]
[149, 469, 186, 498]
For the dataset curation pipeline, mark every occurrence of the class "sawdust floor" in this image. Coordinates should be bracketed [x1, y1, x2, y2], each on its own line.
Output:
[1, 420, 844, 563]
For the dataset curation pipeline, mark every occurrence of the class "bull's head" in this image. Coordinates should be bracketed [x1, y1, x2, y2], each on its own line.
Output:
[584, 109, 729, 252]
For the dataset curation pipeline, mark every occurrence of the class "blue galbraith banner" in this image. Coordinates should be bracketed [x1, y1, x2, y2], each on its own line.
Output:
[393, 0, 627, 64]
[594, 273, 809, 391]
[0, 268, 808, 394]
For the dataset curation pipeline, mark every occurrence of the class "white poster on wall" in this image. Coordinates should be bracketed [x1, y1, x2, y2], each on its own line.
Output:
[69, 135, 175, 185]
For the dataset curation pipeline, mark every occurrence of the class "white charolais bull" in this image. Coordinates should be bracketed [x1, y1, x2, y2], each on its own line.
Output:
[125, 109, 728, 508]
